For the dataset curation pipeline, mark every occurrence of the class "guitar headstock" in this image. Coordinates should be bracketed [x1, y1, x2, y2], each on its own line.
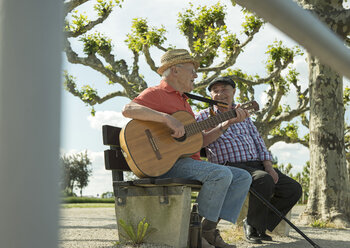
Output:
[241, 101, 259, 114]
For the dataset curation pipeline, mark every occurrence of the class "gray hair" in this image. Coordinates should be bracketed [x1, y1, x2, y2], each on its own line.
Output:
[161, 64, 183, 79]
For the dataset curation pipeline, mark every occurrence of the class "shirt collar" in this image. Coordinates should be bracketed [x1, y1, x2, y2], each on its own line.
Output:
[159, 80, 188, 99]
[213, 103, 235, 113]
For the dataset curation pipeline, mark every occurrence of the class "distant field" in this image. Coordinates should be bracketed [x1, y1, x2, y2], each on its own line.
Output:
[61, 203, 115, 208]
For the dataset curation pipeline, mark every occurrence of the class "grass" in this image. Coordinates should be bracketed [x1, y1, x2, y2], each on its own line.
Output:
[310, 219, 337, 229]
[61, 203, 115, 208]
[62, 196, 115, 203]
[220, 225, 244, 243]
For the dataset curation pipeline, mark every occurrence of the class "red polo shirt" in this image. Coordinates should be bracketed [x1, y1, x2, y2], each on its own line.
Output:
[133, 80, 200, 160]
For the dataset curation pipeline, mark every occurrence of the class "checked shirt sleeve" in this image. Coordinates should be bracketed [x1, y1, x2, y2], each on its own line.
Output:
[246, 118, 273, 161]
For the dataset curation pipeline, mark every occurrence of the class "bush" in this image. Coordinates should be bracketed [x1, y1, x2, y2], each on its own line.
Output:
[62, 196, 114, 203]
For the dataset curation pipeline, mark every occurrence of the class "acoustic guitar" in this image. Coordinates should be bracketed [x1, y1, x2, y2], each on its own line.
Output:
[119, 101, 259, 178]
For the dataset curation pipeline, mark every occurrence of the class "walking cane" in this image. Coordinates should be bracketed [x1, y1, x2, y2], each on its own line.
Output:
[249, 187, 322, 248]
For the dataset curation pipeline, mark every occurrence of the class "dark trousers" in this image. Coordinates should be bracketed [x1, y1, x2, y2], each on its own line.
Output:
[226, 161, 302, 232]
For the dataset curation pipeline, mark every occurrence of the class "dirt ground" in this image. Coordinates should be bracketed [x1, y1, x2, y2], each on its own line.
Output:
[58, 205, 350, 248]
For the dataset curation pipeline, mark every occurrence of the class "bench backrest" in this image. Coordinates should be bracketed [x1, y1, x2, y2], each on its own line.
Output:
[102, 124, 202, 190]
[102, 125, 131, 172]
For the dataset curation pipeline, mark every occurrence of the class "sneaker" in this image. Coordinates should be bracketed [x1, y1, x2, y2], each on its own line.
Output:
[202, 228, 236, 248]
[243, 218, 262, 244]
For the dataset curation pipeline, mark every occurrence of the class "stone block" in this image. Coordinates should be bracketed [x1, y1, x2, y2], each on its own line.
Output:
[115, 185, 192, 248]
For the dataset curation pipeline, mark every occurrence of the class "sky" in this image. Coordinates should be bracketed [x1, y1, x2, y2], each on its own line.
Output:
[61, 0, 349, 197]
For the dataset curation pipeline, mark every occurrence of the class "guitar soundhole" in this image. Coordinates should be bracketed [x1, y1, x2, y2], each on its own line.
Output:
[173, 134, 187, 142]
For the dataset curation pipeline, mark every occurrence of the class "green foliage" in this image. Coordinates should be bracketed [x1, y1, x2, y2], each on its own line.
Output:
[344, 87, 350, 107]
[101, 191, 114, 198]
[80, 32, 113, 56]
[241, 13, 264, 36]
[63, 1, 309, 152]
[225, 68, 256, 103]
[65, 1, 123, 33]
[177, 2, 233, 66]
[270, 122, 299, 141]
[265, 40, 303, 73]
[125, 18, 167, 52]
[61, 203, 114, 208]
[310, 219, 336, 228]
[66, 10, 89, 33]
[221, 33, 239, 54]
[178, 3, 225, 38]
[94, 0, 120, 17]
[62, 197, 114, 203]
[61, 151, 93, 197]
[61, 188, 77, 197]
[286, 67, 299, 84]
[277, 163, 293, 176]
[64, 72, 98, 115]
[275, 161, 310, 204]
[118, 218, 153, 244]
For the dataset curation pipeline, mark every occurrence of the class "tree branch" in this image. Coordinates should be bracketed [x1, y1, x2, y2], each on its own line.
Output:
[265, 134, 309, 149]
[93, 91, 128, 105]
[65, 14, 112, 38]
[64, 0, 89, 13]
[334, 9, 350, 37]
[143, 45, 158, 73]
[64, 37, 139, 99]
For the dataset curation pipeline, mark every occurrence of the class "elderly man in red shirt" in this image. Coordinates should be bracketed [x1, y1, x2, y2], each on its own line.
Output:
[122, 49, 252, 248]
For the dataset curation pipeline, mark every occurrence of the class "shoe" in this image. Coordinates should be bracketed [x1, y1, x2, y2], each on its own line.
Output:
[243, 219, 262, 244]
[257, 231, 273, 241]
[202, 228, 236, 248]
[202, 237, 215, 248]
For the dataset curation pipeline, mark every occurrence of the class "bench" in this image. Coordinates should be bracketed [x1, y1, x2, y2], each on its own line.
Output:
[103, 125, 291, 247]
[103, 125, 202, 248]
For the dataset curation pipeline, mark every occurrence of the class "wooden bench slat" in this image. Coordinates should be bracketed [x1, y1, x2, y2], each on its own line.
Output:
[113, 181, 134, 187]
[155, 178, 202, 186]
[102, 125, 121, 146]
[104, 149, 131, 171]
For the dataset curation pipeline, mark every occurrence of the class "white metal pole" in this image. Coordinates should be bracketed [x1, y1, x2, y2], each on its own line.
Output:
[0, 1, 62, 247]
[234, 0, 350, 79]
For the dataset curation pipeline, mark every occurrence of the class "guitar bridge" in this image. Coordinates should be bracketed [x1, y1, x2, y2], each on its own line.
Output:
[145, 129, 162, 160]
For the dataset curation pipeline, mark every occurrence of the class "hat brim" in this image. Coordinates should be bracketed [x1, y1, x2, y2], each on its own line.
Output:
[208, 79, 236, 92]
[157, 59, 200, 75]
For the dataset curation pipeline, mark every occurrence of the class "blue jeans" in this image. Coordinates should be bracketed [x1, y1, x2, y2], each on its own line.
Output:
[158, 157, 252, 223]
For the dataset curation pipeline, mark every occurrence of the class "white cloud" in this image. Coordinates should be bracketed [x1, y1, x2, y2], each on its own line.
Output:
[87, 111, 130, 130]
[259, 91, 268, 106]
[270, 142, 309, 174]
[83, 151, 113, 197]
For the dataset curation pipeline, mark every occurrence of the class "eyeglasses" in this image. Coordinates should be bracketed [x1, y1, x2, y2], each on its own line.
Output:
[176, 64, 197, 75]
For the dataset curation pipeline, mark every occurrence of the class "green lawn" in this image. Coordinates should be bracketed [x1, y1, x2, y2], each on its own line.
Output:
[61, 203, 115, 208]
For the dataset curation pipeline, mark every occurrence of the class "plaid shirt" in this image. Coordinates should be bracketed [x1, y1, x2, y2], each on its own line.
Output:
[196, 105, 273, 164]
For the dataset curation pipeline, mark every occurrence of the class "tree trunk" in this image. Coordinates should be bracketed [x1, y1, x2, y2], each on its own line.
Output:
[299, 54, 350, 227]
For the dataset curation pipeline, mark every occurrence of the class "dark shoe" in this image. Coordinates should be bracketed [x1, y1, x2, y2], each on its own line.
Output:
[243, 219, 262, 244]
[202, 228, 236, 248]
[202, 237, 215, 248]
[257, 231, 273, 241]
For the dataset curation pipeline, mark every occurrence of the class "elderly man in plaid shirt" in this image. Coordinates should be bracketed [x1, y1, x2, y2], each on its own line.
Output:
[196, 77, 302, 244]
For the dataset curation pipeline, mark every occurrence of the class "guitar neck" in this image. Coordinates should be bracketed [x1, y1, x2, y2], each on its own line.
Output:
[185, 109, 237, 136]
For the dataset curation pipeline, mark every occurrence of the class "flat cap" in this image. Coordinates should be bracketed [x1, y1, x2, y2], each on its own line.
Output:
[208, 77, 236, 91]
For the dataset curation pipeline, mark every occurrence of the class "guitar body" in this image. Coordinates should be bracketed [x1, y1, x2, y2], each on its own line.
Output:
[119, 111, 203, 178]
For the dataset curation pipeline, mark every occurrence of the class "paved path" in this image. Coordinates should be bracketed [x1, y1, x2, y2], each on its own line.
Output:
[59, 205, 350, 248]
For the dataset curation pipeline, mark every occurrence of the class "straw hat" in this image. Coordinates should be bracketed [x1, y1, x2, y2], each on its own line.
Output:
[157, 49, 199, 75]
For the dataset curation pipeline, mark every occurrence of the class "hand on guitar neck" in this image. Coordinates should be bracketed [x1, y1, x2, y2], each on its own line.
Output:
[219, 103, 250, 131]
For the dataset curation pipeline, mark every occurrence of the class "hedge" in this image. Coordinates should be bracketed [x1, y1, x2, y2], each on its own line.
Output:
[62, 197, 114, 203]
